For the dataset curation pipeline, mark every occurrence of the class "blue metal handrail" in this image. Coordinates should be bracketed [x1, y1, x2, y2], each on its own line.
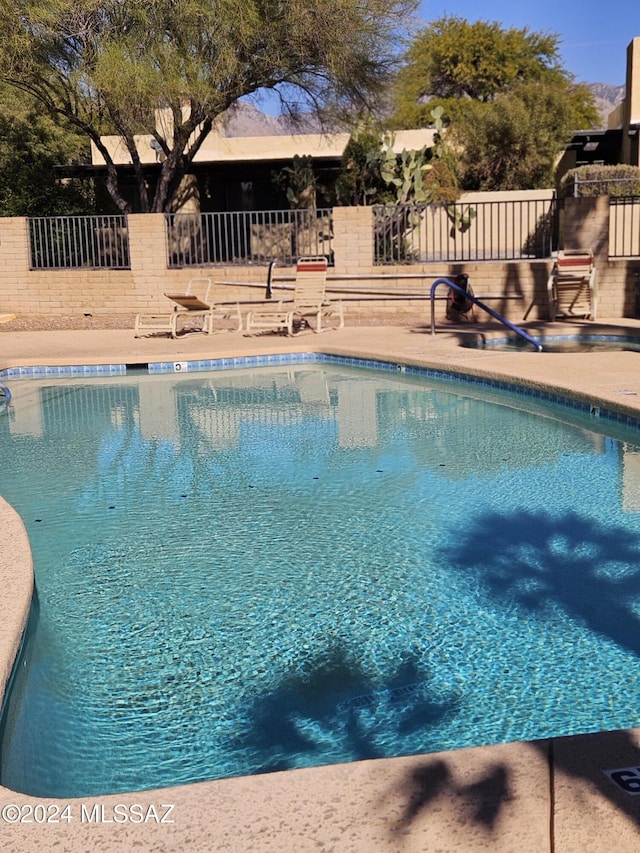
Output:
[0, 381, 11, 409]
[430, 277, 543, 352]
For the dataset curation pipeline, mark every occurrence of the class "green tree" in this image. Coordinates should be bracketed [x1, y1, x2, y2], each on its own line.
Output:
[334, 124, 393, 205]
[390, 17, 598, 190]
[453, 79, 597, 190]
[0, 0, 416, 214]
[0, 84, 94, 216]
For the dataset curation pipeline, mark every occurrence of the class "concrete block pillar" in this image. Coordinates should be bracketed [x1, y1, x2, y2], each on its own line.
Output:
[331, 206, 374, 274]
[128, 213, 169, 308]
[128, 213, 166, 273]
[560, 196, 610, 261]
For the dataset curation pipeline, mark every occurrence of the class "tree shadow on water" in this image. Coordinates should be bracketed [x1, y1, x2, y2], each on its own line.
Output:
[234, 644, 461, 775]
[229, 510, 640, 841]
[444, 508, 640, 658]
[373, 507, 640, 841]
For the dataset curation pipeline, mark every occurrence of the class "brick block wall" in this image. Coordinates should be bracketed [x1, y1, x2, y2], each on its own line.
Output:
[560, 197, 610, 259]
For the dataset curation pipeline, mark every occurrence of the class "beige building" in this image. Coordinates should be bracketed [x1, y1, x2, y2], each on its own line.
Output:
[561, 36, 639, 173]
[91, 112, 436, 214]
[616, 36, 640, 165]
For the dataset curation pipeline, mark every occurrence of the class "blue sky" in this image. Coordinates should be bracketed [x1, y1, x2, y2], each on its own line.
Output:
[417, 0, 638, 85]
[253, 2, 636, 114]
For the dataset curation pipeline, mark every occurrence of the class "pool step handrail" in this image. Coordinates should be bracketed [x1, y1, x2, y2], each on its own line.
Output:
[430, 277, 543, 352]
[0, 381, 11, 411]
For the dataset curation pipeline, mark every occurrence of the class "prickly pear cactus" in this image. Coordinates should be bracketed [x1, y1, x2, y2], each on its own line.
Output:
[380, 137, 432, 205]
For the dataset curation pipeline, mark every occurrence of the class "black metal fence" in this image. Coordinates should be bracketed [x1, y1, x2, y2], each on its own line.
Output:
[564, 175, 640, 198]
[28, 215, 130, 270]
[609, 197, 640, 258]
[165, 209, 334, 268]
[25, 195, 640, 270]
[373, 197, 557, 264]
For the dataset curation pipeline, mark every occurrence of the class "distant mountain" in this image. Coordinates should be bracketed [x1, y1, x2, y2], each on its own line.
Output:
[589, 83, 625, 127]
[219, 87, 627, 136]
[219, 102, 324, 137]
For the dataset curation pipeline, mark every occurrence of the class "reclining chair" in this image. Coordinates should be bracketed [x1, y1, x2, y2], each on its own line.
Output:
[245, 256, 344, 336]
[135, 278, 242, 338]
[547, 250, 597, 321]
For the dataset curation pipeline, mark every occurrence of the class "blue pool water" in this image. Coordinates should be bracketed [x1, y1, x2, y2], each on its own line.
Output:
[2, 362, 640, 797]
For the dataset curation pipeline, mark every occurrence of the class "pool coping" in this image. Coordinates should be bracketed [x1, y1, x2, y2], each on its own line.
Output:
[3, 320, 640, 851]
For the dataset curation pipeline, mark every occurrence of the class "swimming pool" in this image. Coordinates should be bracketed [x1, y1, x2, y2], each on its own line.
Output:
[2, 360, 640, 798]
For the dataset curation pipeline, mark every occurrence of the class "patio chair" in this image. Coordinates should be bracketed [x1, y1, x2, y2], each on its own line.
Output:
[547, 250, 598, 321]
[245, 256, 344, 336]
[134, 277, 242, 338]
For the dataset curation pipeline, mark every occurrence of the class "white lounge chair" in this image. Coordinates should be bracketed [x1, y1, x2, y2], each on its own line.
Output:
[135, 277, 242, 338]
[547, 250, 597, 321]
[245, 256, 344, 336]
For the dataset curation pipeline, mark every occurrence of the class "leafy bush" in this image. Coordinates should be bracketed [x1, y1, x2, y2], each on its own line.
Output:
[561, 165, 640, 198]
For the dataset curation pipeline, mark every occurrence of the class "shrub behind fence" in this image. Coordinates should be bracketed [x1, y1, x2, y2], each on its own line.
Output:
[165, 209, 334, 267]
[28, 215, 130, 270]
[562, 166, 640, 198]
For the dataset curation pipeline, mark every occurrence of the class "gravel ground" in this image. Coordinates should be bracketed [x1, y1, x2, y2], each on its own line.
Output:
[0, 313, 424, 332]
[0, 314, 138, 332]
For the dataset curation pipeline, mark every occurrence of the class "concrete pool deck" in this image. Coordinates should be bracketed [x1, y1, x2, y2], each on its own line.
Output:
[2, 317, 640, 851]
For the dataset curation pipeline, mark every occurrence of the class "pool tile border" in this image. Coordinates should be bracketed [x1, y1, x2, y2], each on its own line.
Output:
[2, 351, 640, 432]
[468, 333, 640, 351]
[0, 363, 127, 379]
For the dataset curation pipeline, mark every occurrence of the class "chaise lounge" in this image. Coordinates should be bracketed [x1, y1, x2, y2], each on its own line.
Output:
[547, 249, 598, 321]
[245, 256, 344, 336]
[134, 277, 242, 338]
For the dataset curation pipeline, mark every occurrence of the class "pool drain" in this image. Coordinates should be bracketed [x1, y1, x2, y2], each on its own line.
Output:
[337, 680, 430, 712]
